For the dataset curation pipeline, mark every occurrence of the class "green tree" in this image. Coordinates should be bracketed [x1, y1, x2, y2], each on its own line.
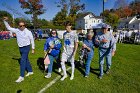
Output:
[37, 18, 49, 28]
[100, 9, 110, 17]
[105, 13, 119, 29]
[0, 11, 12, 30]
[52, 9, 67, 26]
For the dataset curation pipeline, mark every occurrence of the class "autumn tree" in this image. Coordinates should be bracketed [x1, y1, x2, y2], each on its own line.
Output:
[123, 7, 132, 17]
[100, 0, 139, 29]
[129, 1, 140, 16]
[114, 7, 132, 18]
[112, 0, 140, 18]
[19, 0, 45, 28]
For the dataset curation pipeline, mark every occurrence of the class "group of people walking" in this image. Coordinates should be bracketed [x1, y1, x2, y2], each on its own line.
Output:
[3, 17, 116, 83]
[115, 30, 140, 44]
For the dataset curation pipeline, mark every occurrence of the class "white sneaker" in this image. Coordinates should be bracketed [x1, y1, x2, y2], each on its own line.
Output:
[70, 75, 74, 80]
[25, 72, 33, 77]
[60, 75, 67, 81]
[45, 73, 51, 78]
[58, 68, 62, 72]
[15, 76, 24, 83]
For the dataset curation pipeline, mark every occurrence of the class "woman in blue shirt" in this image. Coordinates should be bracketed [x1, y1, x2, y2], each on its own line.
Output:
[82, 31, 94, 77]
[44, 29, 62, 78]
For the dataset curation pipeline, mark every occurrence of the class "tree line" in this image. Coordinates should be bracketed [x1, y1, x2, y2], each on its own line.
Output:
[0, 0, 140, 30]
[101, 0, 140, 29]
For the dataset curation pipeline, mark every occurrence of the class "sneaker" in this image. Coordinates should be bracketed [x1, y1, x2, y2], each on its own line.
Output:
[58, 68, 62, 72]
[98, 75, 103, 79]
[85, 75, 88, 78]
[70, 75, 74, 80]
[106, 69, 110, 74]
[15, 76, 24, 83]
[25, 72, 33, 77]
[45, 74, 51, 78]
[60, 75, 67, 81]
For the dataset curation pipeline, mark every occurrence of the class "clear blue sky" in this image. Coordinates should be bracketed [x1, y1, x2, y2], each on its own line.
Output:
[0, 0, 134, 21]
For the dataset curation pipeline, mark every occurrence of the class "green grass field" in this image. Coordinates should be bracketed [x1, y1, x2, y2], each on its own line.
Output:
[0, 39, 140, 93]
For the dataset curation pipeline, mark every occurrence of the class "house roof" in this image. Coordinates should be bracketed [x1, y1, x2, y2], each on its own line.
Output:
[96, 16, 103, 19]
[130, 19, 140, 24]
[79, 12, 95, 18]
[76, 12, 102, 20]
[119, 17, 134, 23]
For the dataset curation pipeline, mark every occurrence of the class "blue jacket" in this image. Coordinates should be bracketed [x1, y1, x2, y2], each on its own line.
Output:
[37, 29, 43, 35]
[44, 36, 62, 57]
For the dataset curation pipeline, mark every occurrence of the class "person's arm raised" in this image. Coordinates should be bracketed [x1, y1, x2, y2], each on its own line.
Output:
[3, 17, 18, 33]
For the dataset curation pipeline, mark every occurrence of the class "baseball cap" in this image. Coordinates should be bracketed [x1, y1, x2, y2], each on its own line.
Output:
[102, 24, 109, 29]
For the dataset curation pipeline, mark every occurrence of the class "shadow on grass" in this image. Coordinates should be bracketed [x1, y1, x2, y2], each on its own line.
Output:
[12, 57, 21, 64]
[37, 57, 45, 73]
[75, 60, 85, 76]
[36, 57, 61, 75]
[75, 60, 99, 76]
[17, 90, 22, 93]
[52, 61, 62, 76]
[90, 67, 100, 76]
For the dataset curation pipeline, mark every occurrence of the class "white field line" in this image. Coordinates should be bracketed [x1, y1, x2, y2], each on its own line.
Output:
[38, 67, 71, 93]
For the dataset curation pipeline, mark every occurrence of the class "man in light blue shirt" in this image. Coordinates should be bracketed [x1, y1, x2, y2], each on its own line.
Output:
[3, 17, 35, 83]
[95, 24, 116, 79]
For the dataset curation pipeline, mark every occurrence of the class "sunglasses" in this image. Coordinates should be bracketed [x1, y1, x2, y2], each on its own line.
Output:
[19, 25, 25, 27]
[51, 32, 56, 34]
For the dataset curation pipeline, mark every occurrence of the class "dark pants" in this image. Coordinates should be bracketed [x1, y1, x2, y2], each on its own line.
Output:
[19, 45, 33, 77]
[39, 35, 42, 39]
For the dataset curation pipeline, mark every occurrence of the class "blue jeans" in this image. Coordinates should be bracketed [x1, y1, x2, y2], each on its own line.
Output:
[48, 55, 59, 73]
[85, 54, 94, 76]
[99, 48, 112, 76]
[19, 45, 33, 77]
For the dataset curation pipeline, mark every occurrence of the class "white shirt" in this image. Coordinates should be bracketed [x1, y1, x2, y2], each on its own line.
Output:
[63, 31, 78, 47]
[4, 21, 35, 49]
[63, 31, 79, 54]
[125, 32, 131, 37]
